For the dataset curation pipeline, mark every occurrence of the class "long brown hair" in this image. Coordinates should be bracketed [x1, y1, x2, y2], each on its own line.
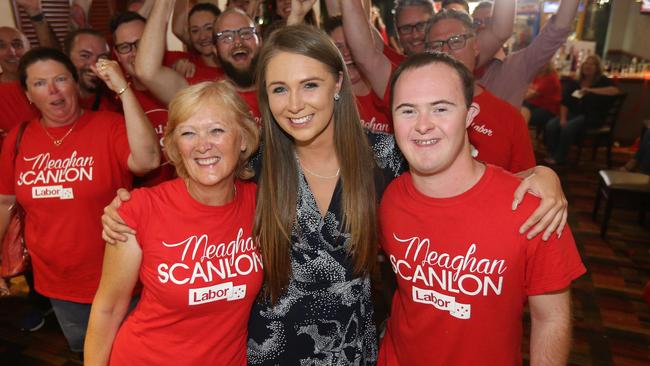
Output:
[579, 54, 604, 83]
[254, 25, 378, 303]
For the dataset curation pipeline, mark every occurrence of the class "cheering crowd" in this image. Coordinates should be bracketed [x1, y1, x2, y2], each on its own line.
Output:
[1, 0, 608, 365]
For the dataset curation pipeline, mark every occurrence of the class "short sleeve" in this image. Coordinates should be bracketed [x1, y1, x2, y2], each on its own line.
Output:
[117, 188, 152, 248]
[508, 113, 536, 172]
[525, 227, 586, 296]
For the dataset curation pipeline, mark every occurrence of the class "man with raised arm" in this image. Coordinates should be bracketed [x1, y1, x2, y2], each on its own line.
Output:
[136, 0, 261, 121]
[339, 0, 515, 100]
[473, 0, 580, 108]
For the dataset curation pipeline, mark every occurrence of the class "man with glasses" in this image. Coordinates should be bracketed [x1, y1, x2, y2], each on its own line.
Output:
[135, 1, 261, 121]
[339, 0, 514, 104]
[111, 11, 176, 187]
[424, 9, 535, 173]
[393, 0, 435, 59]
[475, 0, 580, 109]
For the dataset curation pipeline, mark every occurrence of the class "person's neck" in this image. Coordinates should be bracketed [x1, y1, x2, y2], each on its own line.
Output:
[201, 53, 218, 68]
[185, 177, 236, 206]
[229, 78, 255, 92]
[411, 147, 485, 199]
[42, 108, 83, 127]
[79, 87, 95, 100]
[352, 77, 371, 96]
[294, 123, 338, 169]
[0, 71, 18, 83]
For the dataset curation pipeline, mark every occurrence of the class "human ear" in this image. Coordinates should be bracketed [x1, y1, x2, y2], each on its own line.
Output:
[465, 102, 480, 128]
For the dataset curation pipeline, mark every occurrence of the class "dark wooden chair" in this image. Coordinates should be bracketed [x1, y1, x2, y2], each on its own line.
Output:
[593, 170, 650, 237]
[576, 93, 627, 167]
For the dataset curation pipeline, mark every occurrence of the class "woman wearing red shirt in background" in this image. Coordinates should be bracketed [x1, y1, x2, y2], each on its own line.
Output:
[522, 63, 561, 138]
[0, 48, 160, 353]
[84, 81, 262, 366]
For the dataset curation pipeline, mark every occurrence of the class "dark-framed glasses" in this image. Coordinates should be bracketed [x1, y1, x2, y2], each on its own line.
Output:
[213, 27, 257, 44]
[114, 40, 139, 54]
[425, 33, 475, 53]
[397, 20, 429, 35]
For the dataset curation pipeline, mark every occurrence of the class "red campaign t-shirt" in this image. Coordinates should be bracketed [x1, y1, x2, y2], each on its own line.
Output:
[110, 178, 262, 366]
[79, 91, 122, 112]
[0, 81, 38, 144]
[356, 91, 393, 134]
[165, 50, 225, 83]
[131, 88, 176, 187]
[470, 90, 536, 173]
[238, 89, 261, 127]
[0, 111, 132, 302]
[383, 45, 406, 68]
[527, 73, 561, 115]
[378, 166, 586, 366]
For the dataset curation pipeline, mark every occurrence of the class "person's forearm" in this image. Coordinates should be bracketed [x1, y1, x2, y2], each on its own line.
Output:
[477, 0, 515, 66]
[84, 302, 130, 366]
[136, 0, 155, 18]
[529, 290, 572, 366]
[530, 318, 571, 365]
[120, 88, 160, 174]
[559, 105, 568, 121]
[135, 0, 187, 104]
[554, 0, 580, 29]
[135, 0, 171, 83]
[19, 2, 61, 50]
[530, 314, 571, 365]
[85, 239, 142, 365]
[340, 0, 391, 97]
[0, 197, 16, 242]
[171, 0, 191, 46]
[586, 86, 620, 96]
[32, 18, 60, 49]
[324, 0, 341, 16]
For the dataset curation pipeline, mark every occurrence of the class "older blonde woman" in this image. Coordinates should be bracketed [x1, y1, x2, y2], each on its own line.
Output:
[84, 81, 261, 366]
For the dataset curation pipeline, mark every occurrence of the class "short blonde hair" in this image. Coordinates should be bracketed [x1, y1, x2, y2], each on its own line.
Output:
[164, 81, 260, 180]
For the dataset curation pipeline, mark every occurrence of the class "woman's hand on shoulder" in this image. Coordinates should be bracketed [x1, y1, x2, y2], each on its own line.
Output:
[513, 166, 568, 241]
[102, 188, 135, 245]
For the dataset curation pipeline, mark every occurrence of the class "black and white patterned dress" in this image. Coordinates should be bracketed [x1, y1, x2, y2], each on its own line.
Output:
[247, 132, 404, 365]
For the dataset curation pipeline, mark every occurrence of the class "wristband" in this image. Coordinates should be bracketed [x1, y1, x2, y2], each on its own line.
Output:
[116, 82, 131, 97]
[29, 13, 45, 22]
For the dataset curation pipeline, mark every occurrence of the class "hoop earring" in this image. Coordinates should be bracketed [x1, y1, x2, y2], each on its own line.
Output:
[334, 92, 340, 101]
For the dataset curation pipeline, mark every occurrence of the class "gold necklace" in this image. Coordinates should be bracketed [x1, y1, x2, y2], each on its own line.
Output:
[297, 157, 340, 179]
[41, 120, 78, 146]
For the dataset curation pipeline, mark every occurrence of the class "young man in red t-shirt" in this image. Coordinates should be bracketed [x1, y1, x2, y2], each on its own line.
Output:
[379, 52, 585, 366]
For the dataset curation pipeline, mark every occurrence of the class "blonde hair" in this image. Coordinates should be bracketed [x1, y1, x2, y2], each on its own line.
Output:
[164, 81, 260, 180]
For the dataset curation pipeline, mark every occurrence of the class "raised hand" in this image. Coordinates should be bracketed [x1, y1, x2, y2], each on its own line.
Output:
[287, 0, 317, 25]
[16, 0, 42, 16]
[91, 59, 129, 95]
